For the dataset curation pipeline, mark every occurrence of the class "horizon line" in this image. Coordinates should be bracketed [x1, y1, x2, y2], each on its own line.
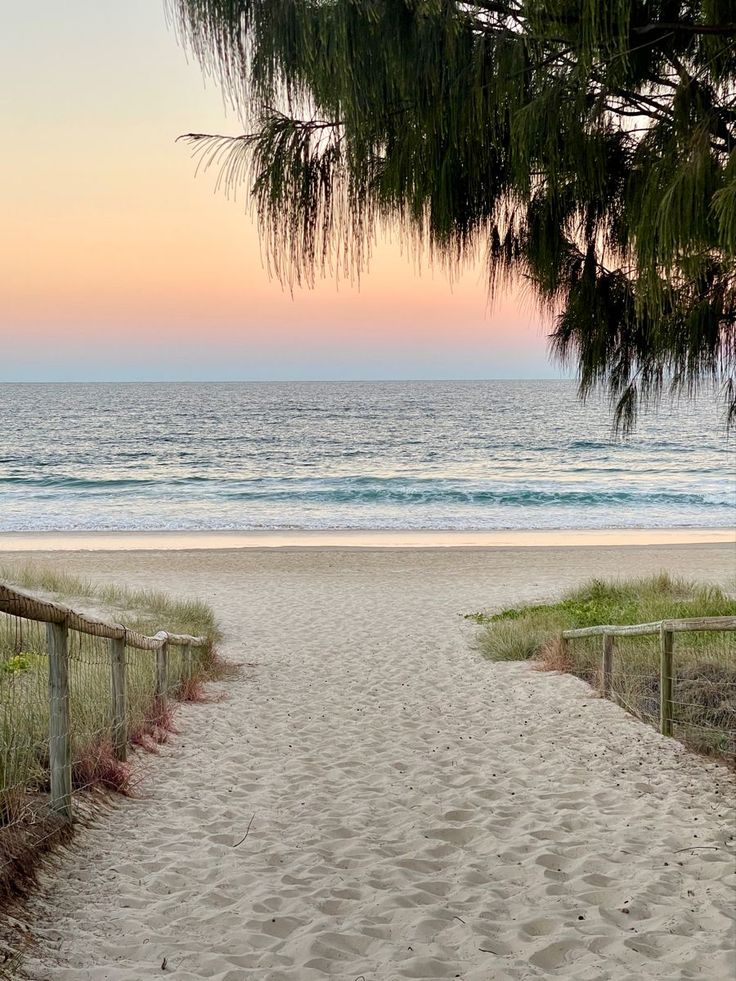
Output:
[0, 376, 574, 385]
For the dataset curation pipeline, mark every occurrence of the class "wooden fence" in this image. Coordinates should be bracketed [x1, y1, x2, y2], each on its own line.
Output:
[562, 616, 736, 741]
[0, 583, 207, 820]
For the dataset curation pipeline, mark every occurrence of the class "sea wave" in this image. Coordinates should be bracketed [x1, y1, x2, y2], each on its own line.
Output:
[0, 381, 731, 532]
[0, 474, 209, 490]
[2, 473, 729, 510]
[218, 480, 727, 509]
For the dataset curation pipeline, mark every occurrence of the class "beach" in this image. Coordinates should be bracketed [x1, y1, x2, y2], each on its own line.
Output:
[6, 2, 736, 977]
[10, 539, 735, 980]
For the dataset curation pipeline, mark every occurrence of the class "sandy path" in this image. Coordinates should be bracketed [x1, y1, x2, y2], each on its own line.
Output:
[14, 544, 736, 980]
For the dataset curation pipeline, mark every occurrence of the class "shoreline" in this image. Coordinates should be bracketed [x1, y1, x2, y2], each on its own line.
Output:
[0, 526, 733, 552]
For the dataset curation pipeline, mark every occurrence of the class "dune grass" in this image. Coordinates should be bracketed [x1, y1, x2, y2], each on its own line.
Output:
[0, 563, 225, 902]
[0, 562, 221, 645]
[470, 574, 736, 762]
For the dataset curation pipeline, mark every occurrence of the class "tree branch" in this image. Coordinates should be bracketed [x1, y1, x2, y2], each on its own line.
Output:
[634, 21, 736, 37]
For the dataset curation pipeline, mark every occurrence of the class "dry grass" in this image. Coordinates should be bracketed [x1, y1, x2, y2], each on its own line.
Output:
[0, 562, 221, 645]
[533, 635, 574, 674]
[0, 563, 225, 911]
[470, 574, 736, 764]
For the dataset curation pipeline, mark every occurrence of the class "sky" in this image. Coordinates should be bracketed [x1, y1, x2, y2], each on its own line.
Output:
[0, 1, 561, 382]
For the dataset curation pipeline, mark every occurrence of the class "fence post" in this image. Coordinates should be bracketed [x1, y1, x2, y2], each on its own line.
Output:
[559, 634, 569, 661]
[156, 640, 168, 718]
[47, 621, 72, 819]
[660, 624, 674, 737]
[602, 633, 614, 699]
[110, 637, 127, 762]
[183, 643, 193, 682]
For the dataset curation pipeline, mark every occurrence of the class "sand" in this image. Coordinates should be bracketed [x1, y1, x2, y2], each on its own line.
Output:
[9, 541, 736, 980]
[0, 527, 734, 551]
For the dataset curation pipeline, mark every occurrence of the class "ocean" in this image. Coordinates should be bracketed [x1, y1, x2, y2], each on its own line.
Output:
[0, 380, 732, 532]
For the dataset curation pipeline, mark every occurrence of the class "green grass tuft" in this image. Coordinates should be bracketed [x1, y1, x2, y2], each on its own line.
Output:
[471, 573, 736, 763]
[471, 573, 735, 638]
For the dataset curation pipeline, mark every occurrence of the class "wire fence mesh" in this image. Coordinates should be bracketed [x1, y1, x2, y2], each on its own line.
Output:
[0, 614, 50, 827]
[669, 630, 736, 761]
[0, 580, 215, 906]
[0, 603, 207, 837]
[567, 626, 736, 763]
[68, 628, 115, 793]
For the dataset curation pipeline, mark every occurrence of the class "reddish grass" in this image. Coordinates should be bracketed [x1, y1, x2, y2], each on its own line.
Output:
[129, 731, 161, 753]
[0, 789, 26, 830]
[178, 676, 207, 702]
[205, 652, 242, 682]
[71, 742, 132, 796]
[178, 674, 230, 703]
[534, 637, 575, 674]
[0, 653, 238, 948]
[0, 798, 74, 906]
[130, 697, 179, 752]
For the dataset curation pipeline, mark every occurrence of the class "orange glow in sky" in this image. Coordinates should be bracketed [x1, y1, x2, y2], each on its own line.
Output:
[1, 1, 559, 381]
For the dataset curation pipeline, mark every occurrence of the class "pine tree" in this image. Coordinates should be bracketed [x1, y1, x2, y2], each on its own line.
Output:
[171, 0, 736, 428]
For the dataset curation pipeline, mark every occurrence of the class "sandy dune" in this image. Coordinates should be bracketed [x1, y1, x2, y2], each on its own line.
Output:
[12, 543, 736, 980]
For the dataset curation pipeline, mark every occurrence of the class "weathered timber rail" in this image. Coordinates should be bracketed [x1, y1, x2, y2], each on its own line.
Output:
[0, 582, 208, 819]
[562, 616, 736, 740]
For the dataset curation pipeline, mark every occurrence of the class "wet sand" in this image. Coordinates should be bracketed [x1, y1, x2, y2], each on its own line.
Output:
[0, 527, 733, 551]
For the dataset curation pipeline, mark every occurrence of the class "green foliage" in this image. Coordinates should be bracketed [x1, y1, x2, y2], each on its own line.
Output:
[475, 574, 736, 761]
[171, 0, 736, 429]
[1, 654, 31, 675]
[475, 574, 736, 657]
[462, 611, 493, 625]
[480, 614, 566, 661]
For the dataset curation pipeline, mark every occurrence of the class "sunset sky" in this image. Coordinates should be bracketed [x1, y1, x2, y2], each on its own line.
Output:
[1, 1, 561, 382]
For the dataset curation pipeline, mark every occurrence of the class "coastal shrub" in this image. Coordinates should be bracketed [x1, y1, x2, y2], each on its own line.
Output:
[470, 574, 736, 763]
